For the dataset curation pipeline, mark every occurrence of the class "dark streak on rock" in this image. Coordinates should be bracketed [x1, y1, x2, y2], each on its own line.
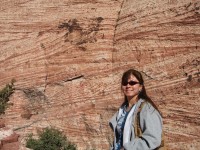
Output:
[141, 71, 154, 79]
[185, 2, 192, 10]
[79, 46, 87, 51]
[58, 17, 103, 46]
[22, 88, 47, 101]
[187, 75, 192, 82]
[63, 75, 84, 82]
[58, 19, 82, 33]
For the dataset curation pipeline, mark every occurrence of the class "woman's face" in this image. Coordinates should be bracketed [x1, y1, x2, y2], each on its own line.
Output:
[122, 74, 142, 100]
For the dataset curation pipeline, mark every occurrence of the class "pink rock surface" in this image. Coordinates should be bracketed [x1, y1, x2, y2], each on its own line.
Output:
[0, 0, 199, 150]
[1, 132, 19, 145]
[1, 141, 19, 150]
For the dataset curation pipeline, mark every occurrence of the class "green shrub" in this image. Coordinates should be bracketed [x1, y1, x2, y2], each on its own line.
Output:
[0, 80, 15, 114]
[26, 127, 77, 150]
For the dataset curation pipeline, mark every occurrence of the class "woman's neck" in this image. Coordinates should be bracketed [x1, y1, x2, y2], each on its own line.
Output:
[127, 96, 139, 110]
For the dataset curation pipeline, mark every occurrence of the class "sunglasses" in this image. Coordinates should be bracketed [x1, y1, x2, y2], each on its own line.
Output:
[122, 81, 139, 86]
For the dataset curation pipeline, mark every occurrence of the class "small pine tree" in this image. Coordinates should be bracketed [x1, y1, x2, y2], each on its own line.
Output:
[0, 80, 15, 114]
[26, 127, 77, 150]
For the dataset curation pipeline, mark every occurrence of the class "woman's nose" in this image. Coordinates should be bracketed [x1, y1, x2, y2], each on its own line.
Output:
[126, 84, 131, 87]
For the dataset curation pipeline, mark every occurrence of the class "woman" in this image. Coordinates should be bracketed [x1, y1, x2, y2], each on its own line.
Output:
[109, 69, 162, 150]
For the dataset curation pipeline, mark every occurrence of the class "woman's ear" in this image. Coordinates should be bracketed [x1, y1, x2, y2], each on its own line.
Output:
[139, 85, 143, 92]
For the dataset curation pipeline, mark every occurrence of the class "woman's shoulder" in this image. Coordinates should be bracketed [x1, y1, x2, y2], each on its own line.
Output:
[139, 100, 162, 122]
[139, 99, 159, 114]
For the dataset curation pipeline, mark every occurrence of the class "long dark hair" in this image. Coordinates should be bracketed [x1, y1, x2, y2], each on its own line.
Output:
[121, 69, 160, 112]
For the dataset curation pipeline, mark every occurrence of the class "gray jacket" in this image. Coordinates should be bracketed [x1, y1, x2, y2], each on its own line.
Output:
[109, 99, 162, 150]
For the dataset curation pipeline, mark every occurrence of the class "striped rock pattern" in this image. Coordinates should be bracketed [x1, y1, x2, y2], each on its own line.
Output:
[0, 0, 199, 149]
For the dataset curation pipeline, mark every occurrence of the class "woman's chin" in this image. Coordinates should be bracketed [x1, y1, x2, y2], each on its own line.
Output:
[126, 94, 139, 100]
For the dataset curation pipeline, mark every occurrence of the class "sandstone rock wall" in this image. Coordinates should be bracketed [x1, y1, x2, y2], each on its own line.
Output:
[0, 1, 122, 149]
[0, 0, 199, 150]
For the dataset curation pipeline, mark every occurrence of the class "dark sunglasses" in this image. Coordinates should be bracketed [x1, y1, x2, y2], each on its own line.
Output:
[122, 81, 139, 86]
